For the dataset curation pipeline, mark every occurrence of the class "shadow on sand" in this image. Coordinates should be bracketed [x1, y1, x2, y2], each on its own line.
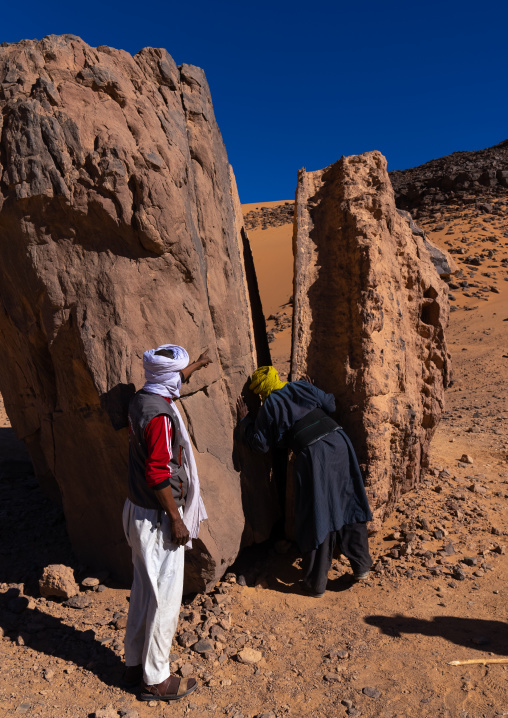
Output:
[364, 614, 508, 655]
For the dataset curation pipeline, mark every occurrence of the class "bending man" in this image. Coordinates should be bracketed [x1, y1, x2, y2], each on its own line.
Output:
[123, 344, 208, 700]
[237, 366, 372, 597]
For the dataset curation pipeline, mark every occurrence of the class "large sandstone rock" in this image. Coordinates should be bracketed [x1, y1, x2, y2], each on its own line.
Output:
[291, 151, 451, 528]
[0, 35, 274, 591]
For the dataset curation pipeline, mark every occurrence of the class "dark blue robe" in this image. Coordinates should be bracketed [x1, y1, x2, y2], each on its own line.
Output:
[241, 381, 372, 553]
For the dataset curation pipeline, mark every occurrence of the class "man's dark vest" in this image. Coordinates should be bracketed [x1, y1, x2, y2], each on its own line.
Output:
[128, 389, 188, 510]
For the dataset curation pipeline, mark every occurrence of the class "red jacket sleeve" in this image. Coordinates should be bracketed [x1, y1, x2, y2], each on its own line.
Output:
[144, 414, 173, 489]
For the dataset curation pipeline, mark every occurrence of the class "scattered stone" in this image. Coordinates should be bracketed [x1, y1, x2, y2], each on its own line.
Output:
[81, 577, 100, 588]
[94, 708, 118, 718]
[324, 673, 341, 683]
[469, 483, 487, 494]
[452, 566, 467, 581]
[460, 454, 474, 464]
[64, 594, 92, 609]
[442, 542, 456, 556]
[329, 649, 349, 660]
[193, 639, 213, 654]
[463, 557, 477, 567]
[237, 648, 262, 664]
[15, 704, 31, 714]
[115, 615, 128, 630]
[39, 564, 79, 599]
[363, 686, 381, 699]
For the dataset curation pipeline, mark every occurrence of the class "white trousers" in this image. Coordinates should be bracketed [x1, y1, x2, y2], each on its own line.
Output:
[122, 498, 185, 685]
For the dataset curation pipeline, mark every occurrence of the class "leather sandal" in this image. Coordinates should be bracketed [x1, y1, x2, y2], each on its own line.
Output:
[140, 674, 198, 701]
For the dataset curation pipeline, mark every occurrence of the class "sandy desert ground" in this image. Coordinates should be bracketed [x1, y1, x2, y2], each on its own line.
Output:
[0, 200, 506, 718]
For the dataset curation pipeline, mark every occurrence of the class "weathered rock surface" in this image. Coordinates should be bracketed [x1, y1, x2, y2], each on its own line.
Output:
[0, 35, 273, 591]
[291, 151, 451, 527]
[389, 138, 508, 217]
[39, 563, 78, 598]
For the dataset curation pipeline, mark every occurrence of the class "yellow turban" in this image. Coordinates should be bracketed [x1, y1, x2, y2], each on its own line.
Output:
[249, 366, 287, 400]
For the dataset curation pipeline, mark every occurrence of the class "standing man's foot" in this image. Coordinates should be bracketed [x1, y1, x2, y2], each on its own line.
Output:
[123, 664, 143, 686]
[298, 579, 325, 598]
[353, 571, 370, 582]
[140, 675, 198, 701]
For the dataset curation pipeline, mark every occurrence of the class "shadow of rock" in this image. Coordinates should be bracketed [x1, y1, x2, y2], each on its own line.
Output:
[0, 588, 124, 687]
[364, 614, 508, 655]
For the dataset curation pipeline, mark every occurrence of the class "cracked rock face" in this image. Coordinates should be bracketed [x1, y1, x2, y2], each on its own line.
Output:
[291, 151, 451, 528]
[0, 35, 273, 591]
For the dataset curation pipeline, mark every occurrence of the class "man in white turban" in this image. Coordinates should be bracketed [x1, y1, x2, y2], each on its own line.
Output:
[123, 344, 209, 701]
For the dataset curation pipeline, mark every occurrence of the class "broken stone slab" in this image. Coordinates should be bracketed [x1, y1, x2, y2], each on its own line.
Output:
[291, 151, 451, 529]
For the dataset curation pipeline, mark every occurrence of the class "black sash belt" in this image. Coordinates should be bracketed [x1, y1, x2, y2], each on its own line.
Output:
[289, 407, 342, 454]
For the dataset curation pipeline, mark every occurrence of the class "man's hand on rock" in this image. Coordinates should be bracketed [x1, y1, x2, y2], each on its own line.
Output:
[197, 351, 211, 368]
[170, 515, 190, 546]
[181, 350, 212, 382]
[236, 396, 249, 422]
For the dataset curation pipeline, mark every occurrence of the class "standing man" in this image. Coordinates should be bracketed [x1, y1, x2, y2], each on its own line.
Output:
[237, 366, 372, 598]
[123, 344, 209, 701]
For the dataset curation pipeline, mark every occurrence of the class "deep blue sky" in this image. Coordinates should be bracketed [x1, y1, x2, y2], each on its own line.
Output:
[2, 0, 507, 202]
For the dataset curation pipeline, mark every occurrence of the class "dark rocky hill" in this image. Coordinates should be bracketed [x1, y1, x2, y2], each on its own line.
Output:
[389, 139, 508, 218]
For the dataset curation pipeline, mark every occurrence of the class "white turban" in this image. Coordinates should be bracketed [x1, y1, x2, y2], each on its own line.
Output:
[143, 344, 189, 398]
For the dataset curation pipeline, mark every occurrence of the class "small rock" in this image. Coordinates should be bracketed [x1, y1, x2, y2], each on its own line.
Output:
[94, 708, 118, 718]
[15, 704, 31, 714]
[328, 649, 349, 659]
[81, 577, 100, 588]
[39, 564, 79, 599]
[460, 454, 474, 464]
[115, 615, 128, 630]
[363, 686, 381, 698]
[452, 566, 467, 581]
[64, 594, 92, 609]
[179, 663, 195, 678]
[237, 575, 247, 587]
[193, 639, 213, 654]
[43, 668, 54, 682]
[442, 542, 456, 556]
[463, 557, 477, 566]
[324, 673, 340, 682]
[237, 647, 262, 664]
[341, 699, 353, 709]
[119, 710, 139, 718]
[469, 483, 487, 494]
[178, 631, 198, 648]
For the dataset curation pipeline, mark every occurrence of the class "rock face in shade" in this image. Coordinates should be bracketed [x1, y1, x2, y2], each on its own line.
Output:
[0, 35, 274, 592]
[291, 151, 451, 528]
